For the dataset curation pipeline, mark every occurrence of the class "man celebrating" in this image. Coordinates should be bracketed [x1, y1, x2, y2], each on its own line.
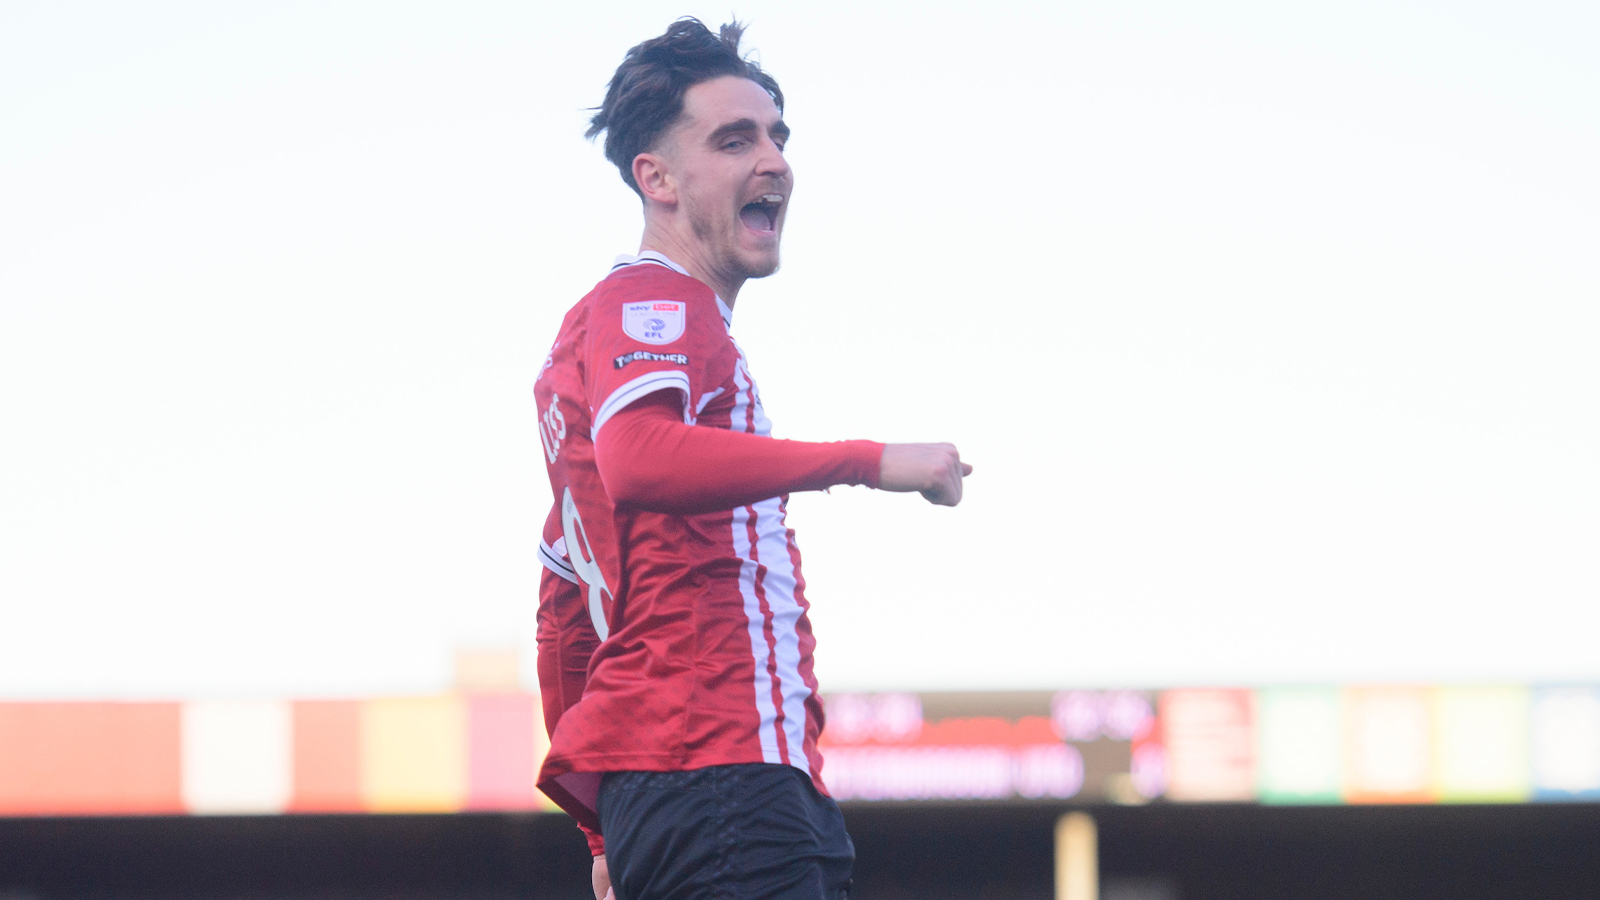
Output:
[533, 19, 970, 900]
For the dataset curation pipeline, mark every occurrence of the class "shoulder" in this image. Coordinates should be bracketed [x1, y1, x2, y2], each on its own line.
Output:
[585, 266, 728, 344]
[559, 265, 702, 333]
[593, 264, 715, 306]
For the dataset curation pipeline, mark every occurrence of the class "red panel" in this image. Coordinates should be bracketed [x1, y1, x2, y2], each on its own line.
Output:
[914, 716, 1015, 746]
[466, 693, 537, 810]
[1011, 716, 1060, 744]
[0, 702, 182, 816]
[825, 715, 1066, 748]
[288, 700, 362, 812]
[1161, 688, 1256, 801]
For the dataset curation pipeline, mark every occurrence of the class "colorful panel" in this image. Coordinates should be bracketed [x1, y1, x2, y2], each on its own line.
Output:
[1256, 688, 1341, 804]
[466, 693, 538, 811]
[360, 696, 467, 813]
[1052, 690, 1157, 804]
[1530, 686, 1600, 800]
[1344, 687, 1432, 803]
[1161, 689, 1254, 802]
[0, 702, 182, 815]
[530, 692, 556, 811]
[289, 700, 362, 812]
[820, 695, 1083, 802]
[1432, 687, 1529, 803]
[181, 700, 292, 814]
[824, 693, 926, 743]
[4, 685, 1598, 817]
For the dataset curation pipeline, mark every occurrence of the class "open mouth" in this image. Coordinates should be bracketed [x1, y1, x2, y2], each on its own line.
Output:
[739, 193, 783, 234]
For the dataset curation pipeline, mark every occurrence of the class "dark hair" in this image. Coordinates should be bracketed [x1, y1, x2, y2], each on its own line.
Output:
[587, 18, 784, 195]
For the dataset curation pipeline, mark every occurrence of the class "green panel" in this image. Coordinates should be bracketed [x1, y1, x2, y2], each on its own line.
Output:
[1256, 688, 1342, 804]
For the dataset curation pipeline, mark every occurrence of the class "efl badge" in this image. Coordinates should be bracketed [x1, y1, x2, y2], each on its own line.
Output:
[623, 300, 686, 345]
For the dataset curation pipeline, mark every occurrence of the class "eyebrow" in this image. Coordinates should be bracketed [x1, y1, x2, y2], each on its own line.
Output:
[708, 117, 791, 145]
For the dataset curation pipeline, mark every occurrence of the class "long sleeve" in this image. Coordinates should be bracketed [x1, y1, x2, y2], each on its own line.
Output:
[594, 391, 883, 513]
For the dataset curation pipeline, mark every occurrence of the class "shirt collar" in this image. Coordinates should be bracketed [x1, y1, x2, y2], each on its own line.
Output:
[611, 250, 689, 276]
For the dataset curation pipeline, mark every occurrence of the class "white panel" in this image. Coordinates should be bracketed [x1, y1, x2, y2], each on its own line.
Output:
[1349, 692, 1430, 794]
[181, 699, 292, 814]
[1531, 688, 1600, 794]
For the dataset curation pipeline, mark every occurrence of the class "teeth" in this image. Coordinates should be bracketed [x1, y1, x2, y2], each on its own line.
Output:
[758, 194, 783, 204]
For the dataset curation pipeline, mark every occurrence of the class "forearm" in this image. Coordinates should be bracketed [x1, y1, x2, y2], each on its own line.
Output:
[595, 392, 883, 513]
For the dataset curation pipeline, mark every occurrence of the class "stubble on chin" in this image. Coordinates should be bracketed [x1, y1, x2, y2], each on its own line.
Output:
[743, 252, 780, 280]
[686, 201, 781, 283]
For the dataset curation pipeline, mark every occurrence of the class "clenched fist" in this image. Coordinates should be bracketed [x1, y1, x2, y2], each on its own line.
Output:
[879, 443, 972, 506]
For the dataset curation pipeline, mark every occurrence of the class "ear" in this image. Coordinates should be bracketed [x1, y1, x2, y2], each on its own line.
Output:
[632, 152, 677, 206]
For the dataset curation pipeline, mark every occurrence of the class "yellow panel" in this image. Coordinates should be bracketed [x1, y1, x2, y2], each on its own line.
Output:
[361, 696, 467, 813]
[1433, 686, 1530, 803]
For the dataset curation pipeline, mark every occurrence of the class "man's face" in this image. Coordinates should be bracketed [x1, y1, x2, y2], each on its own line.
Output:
[660, 75, 792, 286]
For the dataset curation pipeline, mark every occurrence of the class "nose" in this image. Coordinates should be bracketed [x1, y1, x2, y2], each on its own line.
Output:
[755, 133, 790, 181]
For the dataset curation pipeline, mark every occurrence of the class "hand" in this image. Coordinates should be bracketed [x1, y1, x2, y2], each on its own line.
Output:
[593, 853, 613, 900]
[879, 443, 972, 506]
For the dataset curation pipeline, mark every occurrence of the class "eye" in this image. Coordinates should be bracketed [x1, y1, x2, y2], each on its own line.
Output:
[721, 137, 748, 151]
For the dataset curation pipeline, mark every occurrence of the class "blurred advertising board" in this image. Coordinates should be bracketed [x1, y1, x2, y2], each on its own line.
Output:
[817, 691, 1163, 804]
[3, 685, 1600, 816]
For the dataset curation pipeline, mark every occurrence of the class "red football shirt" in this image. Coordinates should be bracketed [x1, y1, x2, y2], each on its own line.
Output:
[533, 252, 850, 831]
[533, 507, 604, 852]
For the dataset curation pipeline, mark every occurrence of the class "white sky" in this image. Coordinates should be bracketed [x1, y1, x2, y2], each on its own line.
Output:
[2, 0, 1596, 700]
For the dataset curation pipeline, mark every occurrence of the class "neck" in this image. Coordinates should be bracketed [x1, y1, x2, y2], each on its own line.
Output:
[639, 222, 742, 309]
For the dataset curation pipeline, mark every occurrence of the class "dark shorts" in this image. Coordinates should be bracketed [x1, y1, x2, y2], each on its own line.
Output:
[598, 763, 854, 900]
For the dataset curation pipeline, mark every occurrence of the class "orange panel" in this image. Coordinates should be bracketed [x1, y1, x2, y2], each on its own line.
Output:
[0, 702, 182, 816]
[288, 700, 362, 812]
[1343, 687, 1434, 804]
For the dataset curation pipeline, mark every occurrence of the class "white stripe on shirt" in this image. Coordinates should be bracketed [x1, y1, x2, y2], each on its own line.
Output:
[539, 538, 579, 585]
[729, 356, 813, 772]
[592, 370, 691, 437]
[730, 360, 784, 765]
[751, 493, 813, 774]
[732, 502, 784, 766]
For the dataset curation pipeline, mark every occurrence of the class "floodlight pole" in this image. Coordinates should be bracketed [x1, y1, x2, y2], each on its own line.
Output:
[1055, 811, 1098, 900]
